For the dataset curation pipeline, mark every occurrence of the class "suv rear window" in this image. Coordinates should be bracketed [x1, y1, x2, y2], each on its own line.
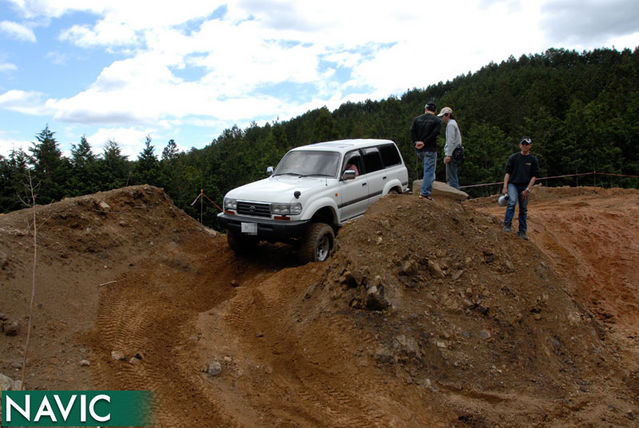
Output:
[379, 144, 401, 167]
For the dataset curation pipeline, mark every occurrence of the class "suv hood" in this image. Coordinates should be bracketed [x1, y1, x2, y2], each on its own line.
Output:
[225, 175, 337, 203]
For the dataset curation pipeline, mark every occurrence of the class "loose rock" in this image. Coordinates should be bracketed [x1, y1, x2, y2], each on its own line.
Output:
[365, 285, 389, 310]
[428, 260, 445, 278]
[206, 361, 222, 376]
[111, 350, 126, 361]
[5, 320, 19, 336]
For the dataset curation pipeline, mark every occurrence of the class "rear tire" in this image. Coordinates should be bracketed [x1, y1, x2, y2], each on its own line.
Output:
[298, 223, 335, 264]
[227, 230, 259, 254]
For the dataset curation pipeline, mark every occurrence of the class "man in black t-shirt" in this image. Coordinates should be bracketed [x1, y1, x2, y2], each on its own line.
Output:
[501, 137, 540, 240]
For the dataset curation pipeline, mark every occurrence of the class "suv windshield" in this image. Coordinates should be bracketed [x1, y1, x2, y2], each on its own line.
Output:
[274, 151, 340, 178]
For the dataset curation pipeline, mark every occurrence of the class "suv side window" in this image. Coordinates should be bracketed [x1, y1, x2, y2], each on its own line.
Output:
[342, 150, 363, 176]
[362, 148, 383, 173]
[379, 144, 401, 167]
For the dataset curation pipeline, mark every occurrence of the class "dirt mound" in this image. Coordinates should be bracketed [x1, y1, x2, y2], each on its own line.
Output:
[0, 185, 213, 389]
[1, 185, 638, 426]
[471, 186, 639, 360]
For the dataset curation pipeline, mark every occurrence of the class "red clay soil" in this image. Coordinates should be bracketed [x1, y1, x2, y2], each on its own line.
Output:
[1, 184, 638, 427]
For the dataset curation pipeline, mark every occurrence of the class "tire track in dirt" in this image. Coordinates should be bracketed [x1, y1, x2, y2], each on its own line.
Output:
[216, 264, 440, 427]
[88, 237, 250, 427]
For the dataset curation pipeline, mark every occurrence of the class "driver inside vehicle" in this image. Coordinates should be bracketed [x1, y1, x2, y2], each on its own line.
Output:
[344, 154, 360, 176]
[345, 162, 359, 176]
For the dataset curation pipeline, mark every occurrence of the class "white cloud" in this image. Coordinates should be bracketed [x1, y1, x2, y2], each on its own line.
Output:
[2, 0, 639, 158]
[541, 0, 639, 44]
[0, 131, 31, 157]
[88, 127, 154, 159]
[0, 62, 18, 72]
[0, 90, 53, 115]
[607, 31, 639, 50]
[0, 20, 36, 42]
[60, 20, 140, 48]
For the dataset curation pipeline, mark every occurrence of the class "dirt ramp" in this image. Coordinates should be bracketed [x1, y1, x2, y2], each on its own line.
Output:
[195, 259, 454, 426]
[472, 187, 639, 366]
[0, 185, 213, 390]
[312, 195, 634, 425]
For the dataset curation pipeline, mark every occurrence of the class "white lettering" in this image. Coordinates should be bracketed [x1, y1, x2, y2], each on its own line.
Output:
[34, 396, 57, 422]
[5, 395, 30, 422]
[89, 394, 111, 422]
[54, 394, 76, 421]
[81, 394, 87, 422]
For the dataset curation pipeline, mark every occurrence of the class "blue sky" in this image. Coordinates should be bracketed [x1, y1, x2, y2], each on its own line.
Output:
[1, 0, 639, 159]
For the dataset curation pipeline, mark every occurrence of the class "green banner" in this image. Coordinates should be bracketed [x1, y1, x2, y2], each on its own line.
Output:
[1, 390, 153, 426]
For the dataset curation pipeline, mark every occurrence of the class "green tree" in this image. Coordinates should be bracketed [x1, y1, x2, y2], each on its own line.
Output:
[0, 150, 30, 212]
[98, 140, 131, 190]
[313, 107, 339, 142]
[29, 125, 71, 203]
[161, 139, 179, 161]
[135, 135, 159, 185]
[69, 135, 99, 195]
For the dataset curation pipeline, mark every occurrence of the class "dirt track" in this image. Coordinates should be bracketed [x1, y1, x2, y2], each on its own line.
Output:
[1, 185, 638, 426]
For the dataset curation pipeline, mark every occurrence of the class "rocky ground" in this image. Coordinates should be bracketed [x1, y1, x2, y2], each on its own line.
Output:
[1, 184, 638, 427]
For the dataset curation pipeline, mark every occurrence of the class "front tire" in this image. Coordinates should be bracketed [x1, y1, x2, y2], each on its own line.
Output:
[298, 223, 335, 264]
[227, 230, 259, 254]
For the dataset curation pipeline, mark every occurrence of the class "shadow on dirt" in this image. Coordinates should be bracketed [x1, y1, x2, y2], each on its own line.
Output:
[229, 240, 306, 270]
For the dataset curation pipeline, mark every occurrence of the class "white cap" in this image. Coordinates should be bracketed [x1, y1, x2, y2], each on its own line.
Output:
[438, 107, 453, 117]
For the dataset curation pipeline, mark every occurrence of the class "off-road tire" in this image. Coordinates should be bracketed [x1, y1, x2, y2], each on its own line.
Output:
[227, 230, 259, 254]
[298, 222, 335, 264]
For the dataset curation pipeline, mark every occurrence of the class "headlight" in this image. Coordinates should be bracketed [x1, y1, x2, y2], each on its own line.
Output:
[224, 198, 237, 210]
[271, 203, 302, 215]
[290, 202, 302, 215]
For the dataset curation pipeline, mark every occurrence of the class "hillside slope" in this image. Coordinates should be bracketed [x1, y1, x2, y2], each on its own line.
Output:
[1, 185, 637, 426]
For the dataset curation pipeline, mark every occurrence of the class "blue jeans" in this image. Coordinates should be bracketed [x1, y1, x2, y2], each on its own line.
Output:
[420, 151, 437, 197]
[446, 160, 459, 189]
[503, 183, 529, 232]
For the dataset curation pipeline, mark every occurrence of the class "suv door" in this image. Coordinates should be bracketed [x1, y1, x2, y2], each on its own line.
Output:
[361, 147, 386, 205]
[338, 150, 368, 221]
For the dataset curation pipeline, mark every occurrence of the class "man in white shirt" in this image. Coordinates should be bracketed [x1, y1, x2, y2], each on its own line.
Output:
[438, 106, 462, 189]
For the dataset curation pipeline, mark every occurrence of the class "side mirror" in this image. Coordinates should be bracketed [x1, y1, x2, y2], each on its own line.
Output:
[266, 166, 274, 176]
[342, 170, 356, 180]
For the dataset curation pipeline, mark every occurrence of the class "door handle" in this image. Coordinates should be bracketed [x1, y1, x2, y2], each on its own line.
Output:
[383, 176, 387, 180]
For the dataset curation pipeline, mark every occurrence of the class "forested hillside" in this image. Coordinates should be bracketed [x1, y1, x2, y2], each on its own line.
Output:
[1, 47, 638, 227]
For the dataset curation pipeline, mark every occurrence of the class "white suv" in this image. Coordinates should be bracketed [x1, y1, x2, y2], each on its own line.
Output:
[217, 139, 409, 263]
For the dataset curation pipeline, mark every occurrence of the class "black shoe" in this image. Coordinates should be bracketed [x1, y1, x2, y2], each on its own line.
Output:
[502, 224, 512, 232]
[517, 231, 528, 240]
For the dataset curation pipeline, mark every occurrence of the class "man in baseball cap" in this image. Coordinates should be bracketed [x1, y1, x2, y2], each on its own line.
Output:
[438, 107, 462, 189]
[501, 136, 540, 240]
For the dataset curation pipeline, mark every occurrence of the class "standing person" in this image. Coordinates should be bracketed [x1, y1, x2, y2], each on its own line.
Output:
[410, 102, 442, 200]
[502, 137, 540, 240]
[438, 106, 461, 189]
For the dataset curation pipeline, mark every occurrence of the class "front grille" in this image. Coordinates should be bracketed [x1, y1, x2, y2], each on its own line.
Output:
[237, 201, 271, 218]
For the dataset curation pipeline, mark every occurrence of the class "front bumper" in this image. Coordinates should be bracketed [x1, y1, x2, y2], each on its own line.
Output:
[217, 212, 310, 241]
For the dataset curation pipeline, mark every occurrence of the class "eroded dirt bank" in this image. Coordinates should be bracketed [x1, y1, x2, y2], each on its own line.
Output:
[1, 185, 638, 426]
